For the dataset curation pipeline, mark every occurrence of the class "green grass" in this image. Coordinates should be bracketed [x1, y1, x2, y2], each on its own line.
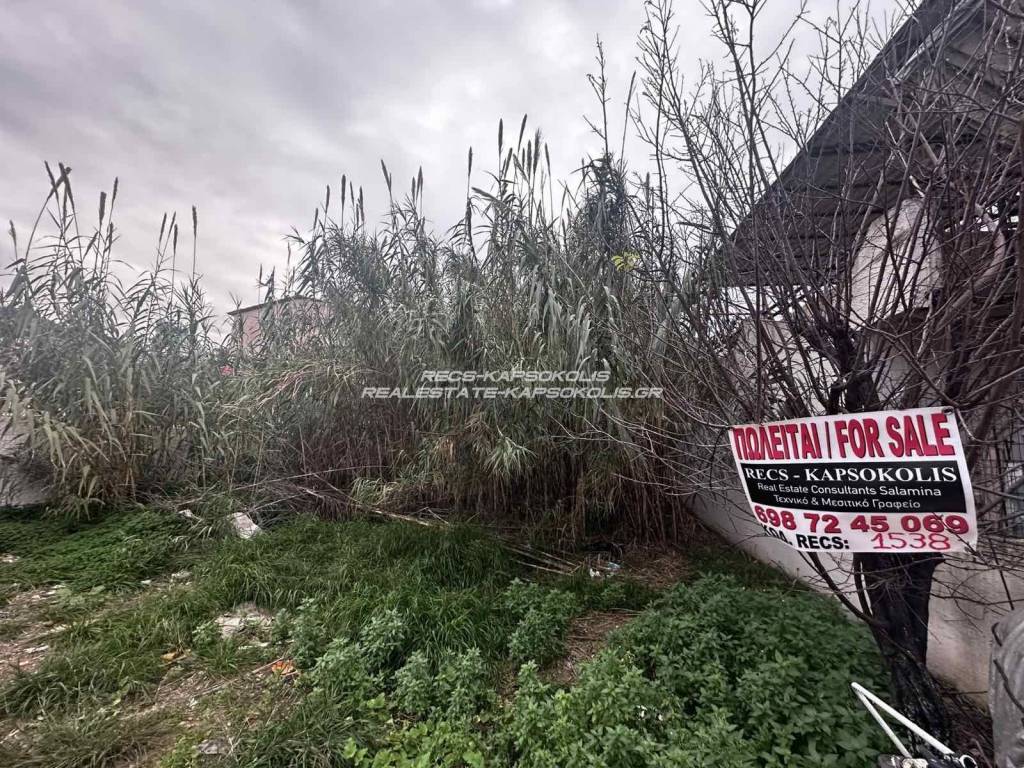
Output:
[0, 507, 885, 767]
[0, 514, 530, 715]
[3, 707, 174, 768]
[0, 509, 641, 735]
[686, 538, 802, 590]
[0, 505, 197, 594]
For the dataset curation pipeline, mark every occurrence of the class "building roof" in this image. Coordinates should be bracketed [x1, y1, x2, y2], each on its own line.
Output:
[226, 295, 319, 316]
[727, 0, 1020, 284]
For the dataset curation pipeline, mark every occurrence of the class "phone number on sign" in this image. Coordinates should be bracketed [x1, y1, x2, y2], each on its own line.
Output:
[752, 505, 971, 551]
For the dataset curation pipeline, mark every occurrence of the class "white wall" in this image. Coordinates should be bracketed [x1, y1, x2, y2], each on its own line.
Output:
[0, 418, 49, 508]
[698, 200, 1024, 703]
[848, 198, 940, 327]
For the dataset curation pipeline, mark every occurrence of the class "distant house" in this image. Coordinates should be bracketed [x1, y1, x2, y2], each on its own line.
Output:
[227, 296, 324, 354]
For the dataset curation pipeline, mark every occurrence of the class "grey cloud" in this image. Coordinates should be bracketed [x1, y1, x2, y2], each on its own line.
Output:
[0, 0, 887, 314]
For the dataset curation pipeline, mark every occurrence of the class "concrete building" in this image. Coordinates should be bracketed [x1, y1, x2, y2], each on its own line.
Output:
[227, 296, 324, 355]
[694, 0, 1024, 706]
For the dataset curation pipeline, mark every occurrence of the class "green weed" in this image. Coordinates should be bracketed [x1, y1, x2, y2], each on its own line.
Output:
[502, 575, 886, 767]
[0, 506, 195, 593]
[0, 512, 520, 718]
[0, 509, 886, 768]
[0, 706, 174, 768]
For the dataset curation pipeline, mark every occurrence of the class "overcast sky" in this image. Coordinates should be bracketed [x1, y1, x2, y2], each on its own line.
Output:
[1, 0, 901, 319]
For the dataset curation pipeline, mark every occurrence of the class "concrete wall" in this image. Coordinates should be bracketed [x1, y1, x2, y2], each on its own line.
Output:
[691, 486, 1024, 704]
[698, 199, 1024, 702]
[0, 418, 49, 508]
[230, 297, 325, 354]
[848, 198, 940, 327]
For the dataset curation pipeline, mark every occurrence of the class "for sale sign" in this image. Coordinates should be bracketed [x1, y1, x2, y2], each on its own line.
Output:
[728, 407, 976, 552]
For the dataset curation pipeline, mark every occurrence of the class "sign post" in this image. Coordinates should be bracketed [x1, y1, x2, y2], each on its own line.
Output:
[728, 407, 976, 553]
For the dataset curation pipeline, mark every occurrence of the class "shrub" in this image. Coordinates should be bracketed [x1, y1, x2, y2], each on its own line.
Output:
[501, 580, 579, 665]
[344, 719, 491, 768]
[287, 596, 333, 669]
[307, 637, 377, 703]
[505, 655, 678, 768]
[394, 647, 493, 720]
[437, 647, 493, 720]
[393, 650, 435, 716]
[357, 607, 407, 672]
[303, 607, 408, 700]
[503, 574, 886, 768]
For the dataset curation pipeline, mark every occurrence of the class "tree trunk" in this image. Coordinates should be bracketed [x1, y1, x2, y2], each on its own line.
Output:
[841, 364, 950, 743]
[853, 552, 950, 744]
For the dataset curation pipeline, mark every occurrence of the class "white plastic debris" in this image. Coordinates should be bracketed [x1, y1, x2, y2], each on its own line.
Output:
[214, 603, 272, 638]
[171, 570, 192, 582]
[229, 511, 261, 539]
[177, 508, 199, 521]
[196, 736, 233, 756]
[0, 554, 18, 564]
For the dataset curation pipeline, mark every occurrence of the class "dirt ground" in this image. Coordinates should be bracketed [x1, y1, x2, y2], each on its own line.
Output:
[543, 609, 638, 686]
[540, 546, 688, 686]
[0, 587, 65, 686]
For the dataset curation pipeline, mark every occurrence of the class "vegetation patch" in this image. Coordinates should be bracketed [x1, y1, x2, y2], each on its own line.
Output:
[543, 609, 637, 687]
[0, 508, 885, 766]
[502, 576, 887, 768]
[0, 506, 197, 595]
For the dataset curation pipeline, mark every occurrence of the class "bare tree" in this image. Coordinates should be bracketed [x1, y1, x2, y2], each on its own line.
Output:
[620, 0, 1024, 743]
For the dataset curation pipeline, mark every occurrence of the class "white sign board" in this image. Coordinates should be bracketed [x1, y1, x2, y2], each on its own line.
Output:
[728, 407, 976, 553]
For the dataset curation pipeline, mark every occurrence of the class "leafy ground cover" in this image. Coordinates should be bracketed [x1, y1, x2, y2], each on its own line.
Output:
[0, 507, 886, 767]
